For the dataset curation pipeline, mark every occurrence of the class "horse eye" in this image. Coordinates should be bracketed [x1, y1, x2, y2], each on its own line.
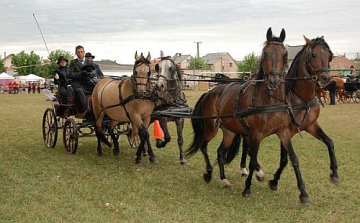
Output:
[312, 53, 316, 57]
[264, 52, 268, 58]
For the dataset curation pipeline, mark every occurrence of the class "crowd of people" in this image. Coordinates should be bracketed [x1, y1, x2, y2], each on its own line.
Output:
[0, 81, 47, 94]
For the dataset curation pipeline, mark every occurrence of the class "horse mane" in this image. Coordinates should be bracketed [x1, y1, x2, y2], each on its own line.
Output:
[134, 55, 151, 67]
[285, 37, 331, 94]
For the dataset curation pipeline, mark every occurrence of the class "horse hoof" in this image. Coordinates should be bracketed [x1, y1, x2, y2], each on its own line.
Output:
[180, 159, 187, 165]
[149, 157, 158, 163]
[135, 157, 142, 163]
[113, 149, 119, 157]
[241, 173, 248, 177]
[268, 180, 278, 190]
[221, 179, 232, 188]
[98, 153, 103, 157]
[242, 191, 251, 199]
[256, 175, 265, 182]
[299, 196, 311, 205]
[203, 173, 212, 183]
[330, 174, 339, 185]
[156, 140, 166, 148]
[241, 168, 249, 177]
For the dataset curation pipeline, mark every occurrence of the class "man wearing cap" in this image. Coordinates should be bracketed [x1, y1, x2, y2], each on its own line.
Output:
[85, 52, 104, 79]
[54, 56, 69, 104]
[347, 65, 357, 82]
[68, 45, 96, 113]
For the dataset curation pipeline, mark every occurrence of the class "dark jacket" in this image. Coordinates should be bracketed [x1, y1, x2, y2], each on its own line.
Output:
[54, 66, 68, 87]
[68, 58, 96, 91]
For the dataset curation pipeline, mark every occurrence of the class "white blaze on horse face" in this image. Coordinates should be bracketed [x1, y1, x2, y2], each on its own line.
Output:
[157, 60, 169, 91]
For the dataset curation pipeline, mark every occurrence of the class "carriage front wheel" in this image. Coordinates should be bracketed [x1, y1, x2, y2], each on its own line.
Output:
[42, 108, 58, 148]
[63, 118, 78, 154]
[127, 124, 140, 148]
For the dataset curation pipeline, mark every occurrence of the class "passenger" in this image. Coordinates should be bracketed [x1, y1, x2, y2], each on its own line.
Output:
[54, 56, 69, 104]
[68, 45, 96, 113]
[85, 52, 104, 79]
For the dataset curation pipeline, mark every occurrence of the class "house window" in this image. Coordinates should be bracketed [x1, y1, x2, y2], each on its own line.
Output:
[230, 62, 232, 67]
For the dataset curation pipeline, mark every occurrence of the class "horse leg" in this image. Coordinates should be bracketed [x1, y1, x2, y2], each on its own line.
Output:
[175, 118, 187, 165]
[242, 140, 260, 198]
[269, 142, 288, 190]
[240, 136, 264, 181]
[306, 123, 339, 184]
[108, 121, 120, 156]
[94, 112, 111, 156]
[200, 143, 213, 183]
[217, 130, 237, 188]
[283, 140, 310, 205]
[142, 126, 158, 163]
[156, 118, 171, 148]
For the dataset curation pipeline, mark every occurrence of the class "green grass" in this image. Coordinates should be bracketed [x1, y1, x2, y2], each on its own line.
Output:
[0, 91, 360, 223]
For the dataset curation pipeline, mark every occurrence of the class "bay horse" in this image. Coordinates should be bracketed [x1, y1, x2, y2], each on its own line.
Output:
[237, 36, 337, 204]
[186, 27, 287, 189]
[153, 57, 188, 165]
[92, 52, 159, 163]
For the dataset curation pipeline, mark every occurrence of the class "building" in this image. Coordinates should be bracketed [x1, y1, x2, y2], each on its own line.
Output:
[95, 60, 133, 77]
[172, 53, 192, 69]
[201, 52, 238, 78]
[329, 55, 357, 76]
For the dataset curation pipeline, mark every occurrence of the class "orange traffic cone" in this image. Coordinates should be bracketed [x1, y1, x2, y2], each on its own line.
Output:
[153, 120, 164, 138]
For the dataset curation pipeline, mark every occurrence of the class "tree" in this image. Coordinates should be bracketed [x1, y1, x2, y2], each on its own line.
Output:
[237, 52, 260, 76]
[43, 49, 74, 78]
[187, 58, 208, 70]
[0, 58, 6, 73]
[11, 51, 42, 76]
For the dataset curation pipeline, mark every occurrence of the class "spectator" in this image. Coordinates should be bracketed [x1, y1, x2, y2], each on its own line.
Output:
[25, 81, 29, 94]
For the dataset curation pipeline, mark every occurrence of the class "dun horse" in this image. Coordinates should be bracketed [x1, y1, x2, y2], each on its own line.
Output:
[92, 52, 159, 163]
[153, 57, 188, 165]
[186, 27, 287, 191]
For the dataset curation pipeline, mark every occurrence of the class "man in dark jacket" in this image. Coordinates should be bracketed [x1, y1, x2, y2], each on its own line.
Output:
[68, 45, 96, 113]
[54, 56, 69, 104]
[326, 80, 337, 105]
[85, 52, 104, 79]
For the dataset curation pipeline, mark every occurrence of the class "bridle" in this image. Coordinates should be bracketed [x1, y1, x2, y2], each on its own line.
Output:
[262, 41, 288, 85]
[132, 57, 152, 94]
[157, 58, 181, 92]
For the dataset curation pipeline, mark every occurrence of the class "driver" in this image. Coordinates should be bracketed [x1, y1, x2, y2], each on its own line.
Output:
[68, 45, 96, 113]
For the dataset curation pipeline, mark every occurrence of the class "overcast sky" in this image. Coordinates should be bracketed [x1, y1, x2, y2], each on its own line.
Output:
[1, 0, 359, 64]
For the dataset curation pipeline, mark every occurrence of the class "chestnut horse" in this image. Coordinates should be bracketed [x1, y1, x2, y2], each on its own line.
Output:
[237, 36, 338, 204]
[186, 27, 288, 192]
[92, 52, 159, 163]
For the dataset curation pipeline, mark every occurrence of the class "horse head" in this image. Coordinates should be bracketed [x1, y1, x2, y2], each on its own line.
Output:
[260, 27, 287, 90]
[133, 51, 151, 97]
[303, 36, 333, 88]
[155, 57, 182, 92]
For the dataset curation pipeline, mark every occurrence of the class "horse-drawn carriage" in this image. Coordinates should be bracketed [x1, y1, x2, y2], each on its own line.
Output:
[42, 68, 139, 154]
[343, 81, 360, 103]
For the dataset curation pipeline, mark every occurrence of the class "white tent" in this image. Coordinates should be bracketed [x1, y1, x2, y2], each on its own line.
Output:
[0, 72, 15, 85]
[0, 72, 15, 80]
[16, 74, 45, 84]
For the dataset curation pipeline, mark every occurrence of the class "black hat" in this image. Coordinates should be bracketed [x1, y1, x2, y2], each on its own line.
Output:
[85, 52, 95, 59]
[57, 56, 68, 64]
[350, 65, 354, 68]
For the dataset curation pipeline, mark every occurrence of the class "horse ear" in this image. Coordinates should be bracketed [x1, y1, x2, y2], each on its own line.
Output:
[135, 51, 139, 60]
[320, 36, 324, 40]
[279, 28, 286, 42]
[155, 64, 159, 73]
[303, 35, 312, 45]
[266, 27, 273, 41]
[146, 52, 151, 61]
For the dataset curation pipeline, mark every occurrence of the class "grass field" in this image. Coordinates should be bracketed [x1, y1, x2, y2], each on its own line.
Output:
[1, 91, 360, 223]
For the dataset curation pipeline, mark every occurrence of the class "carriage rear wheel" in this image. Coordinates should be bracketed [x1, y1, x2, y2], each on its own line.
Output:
[63, 118, 78, 154]
[42, 108, 58, 148]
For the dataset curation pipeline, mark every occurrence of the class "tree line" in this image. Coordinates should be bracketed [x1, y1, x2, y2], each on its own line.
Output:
[0, 49, 73, 78]
[0, 50, 260, 78]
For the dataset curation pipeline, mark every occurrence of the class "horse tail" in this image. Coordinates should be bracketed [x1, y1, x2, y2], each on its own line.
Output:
[223, 134, 242, 165]
[186, 93, 207, 157]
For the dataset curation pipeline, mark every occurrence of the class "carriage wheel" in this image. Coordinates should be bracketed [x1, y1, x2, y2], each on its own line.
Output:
[127, 126, 140, 148]
[346, 93, 353, 103]
[354, 91, 360, 103]
[63, 118, 78, 154]
[42, 108, 58, 148]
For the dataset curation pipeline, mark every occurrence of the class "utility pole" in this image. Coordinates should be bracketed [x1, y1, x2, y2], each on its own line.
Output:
[194, 41, 202, 58]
